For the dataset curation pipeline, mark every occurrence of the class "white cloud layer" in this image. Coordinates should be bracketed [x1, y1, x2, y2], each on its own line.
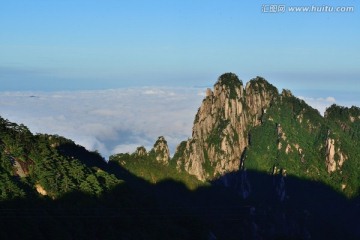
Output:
[0, 87, 205, 159]
[0, 87, 350, 160]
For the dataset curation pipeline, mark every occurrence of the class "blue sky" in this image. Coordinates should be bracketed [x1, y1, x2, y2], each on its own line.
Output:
[1, 0, 359, 95]
[0, 1, 359, 157]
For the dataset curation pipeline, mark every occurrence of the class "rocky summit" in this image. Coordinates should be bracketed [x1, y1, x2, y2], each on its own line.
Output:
[174, 73, 279, 180]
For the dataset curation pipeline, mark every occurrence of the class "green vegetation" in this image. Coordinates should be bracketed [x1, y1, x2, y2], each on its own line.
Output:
[325, 104, 360, 122]
[247, 76, 278, 96]
[244, 94, 360, 197]
[215, 72, 243, 99]
[109, 152, 205, 190]
[172, 141, 187, 164]
[0, 117, 121, 200]
[324, 104, 360, 196]
[325, 104, 360, 141]
[245, 120, 278, 173]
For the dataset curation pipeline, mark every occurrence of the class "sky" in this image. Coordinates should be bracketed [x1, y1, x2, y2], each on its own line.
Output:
[0, 0, 359, 158]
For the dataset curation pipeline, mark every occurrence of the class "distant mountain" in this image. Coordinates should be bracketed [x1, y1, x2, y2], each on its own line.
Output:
[112, 73, 360, 197]
[1, 73, 360, 239]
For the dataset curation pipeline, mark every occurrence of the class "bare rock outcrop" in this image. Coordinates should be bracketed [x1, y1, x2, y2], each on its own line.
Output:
[245, 77, 278, 126]
[325, 137, 337, 173]
[175, 73, 279, 180]
[35, 184, 47, 196]
[325, 136, 348, 173]
[152, 136, 170, 165]
[134, 146, 148, 157]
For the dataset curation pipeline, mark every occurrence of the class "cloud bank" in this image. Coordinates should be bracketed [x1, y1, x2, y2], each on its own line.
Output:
[0, 87, 205, 159]
[0, 87, 352, 160]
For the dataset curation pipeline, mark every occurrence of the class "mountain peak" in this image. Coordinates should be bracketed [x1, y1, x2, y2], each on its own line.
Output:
[245, 76, 278, 95]
[135, 146, 147, 157]
[151, 136, 170, 164]
[175, 73, 279, 180]
[245, 76, 278, 123]
[215, 72, 243, 87]
[212, 73, 244, 100]
[281, 89, 293, 97]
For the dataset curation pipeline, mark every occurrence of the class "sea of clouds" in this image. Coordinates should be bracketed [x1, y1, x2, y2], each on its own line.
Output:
[0, 87, 206, 159]
[0, 87, 341, 159]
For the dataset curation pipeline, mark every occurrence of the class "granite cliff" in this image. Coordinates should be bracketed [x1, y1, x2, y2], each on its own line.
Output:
[174, 73, 278, 180]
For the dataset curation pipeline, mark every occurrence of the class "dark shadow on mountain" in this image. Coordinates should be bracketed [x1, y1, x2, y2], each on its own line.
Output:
[212, 170, 360, 239]
[1, 166, 359, 240]
[57, 142, 108, 169]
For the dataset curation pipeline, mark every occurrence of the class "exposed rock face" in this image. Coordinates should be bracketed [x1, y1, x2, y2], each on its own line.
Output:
[135, 146, 147, 157]
[285, 144, 292, 154]
[152, 136, 170, 164]
[338, 152, 347, 168]
[245, 78, 278, 126]
[325, 136, 348, 173]
[325, 137, 337, 173]
[13, 159, 27, 178]
[35, 184, 47, 196]
[281, 89, 293, 98]
[175, 73, 278, 180]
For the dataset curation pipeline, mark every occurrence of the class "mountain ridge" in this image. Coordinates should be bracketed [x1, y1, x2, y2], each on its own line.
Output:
[112, 72, 359, 197]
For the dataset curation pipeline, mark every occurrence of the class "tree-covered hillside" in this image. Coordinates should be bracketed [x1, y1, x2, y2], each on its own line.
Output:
[110, 147, 205, 190]
[244, 92, 360, 197]
[0, 116, 120, 200]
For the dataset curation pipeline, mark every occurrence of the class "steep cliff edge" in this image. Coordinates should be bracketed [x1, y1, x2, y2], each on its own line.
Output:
[174, 73, 278, 180]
